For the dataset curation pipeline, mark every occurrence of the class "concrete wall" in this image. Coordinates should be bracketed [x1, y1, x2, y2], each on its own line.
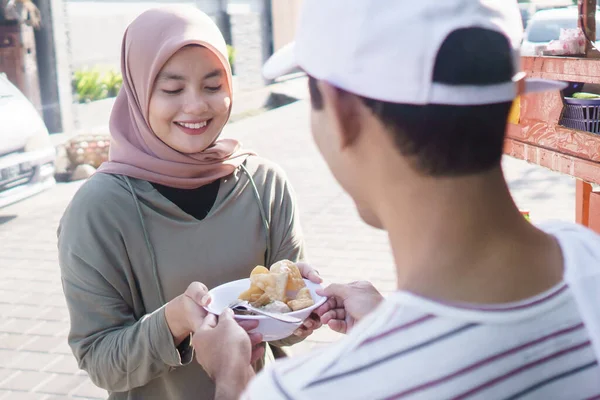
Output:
[65, 0, 267, 93]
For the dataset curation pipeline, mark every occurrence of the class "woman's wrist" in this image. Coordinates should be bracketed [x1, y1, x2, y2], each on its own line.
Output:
[165, 296, 190, 346]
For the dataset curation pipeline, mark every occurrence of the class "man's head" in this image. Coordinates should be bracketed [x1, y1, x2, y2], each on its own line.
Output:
[263, 0, 566, 228]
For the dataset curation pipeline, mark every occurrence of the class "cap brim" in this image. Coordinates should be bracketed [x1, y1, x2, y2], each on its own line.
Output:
[522, 78, 568, 95]
[263, 42, 300, 80]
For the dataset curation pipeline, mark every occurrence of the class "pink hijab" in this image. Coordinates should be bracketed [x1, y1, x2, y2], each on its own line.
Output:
[96, 6, 254, 189]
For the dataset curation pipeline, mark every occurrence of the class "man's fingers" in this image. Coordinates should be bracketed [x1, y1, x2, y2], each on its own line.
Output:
[320, 308, 346, 325]
[238, 319, 260, 332]
[328, 319, 347, 334]
[314, 297, 340, 317]
[318, 283, 350, 300]
[184, 282, 210, 305]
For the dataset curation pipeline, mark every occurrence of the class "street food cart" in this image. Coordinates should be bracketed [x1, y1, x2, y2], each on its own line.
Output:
[508, 0, 600, 232]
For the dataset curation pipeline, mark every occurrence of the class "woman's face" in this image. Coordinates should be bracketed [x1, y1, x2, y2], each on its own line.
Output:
[148, 45, 231, 154]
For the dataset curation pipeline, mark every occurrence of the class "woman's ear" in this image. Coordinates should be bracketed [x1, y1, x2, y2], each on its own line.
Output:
[319, 81, 363, 149]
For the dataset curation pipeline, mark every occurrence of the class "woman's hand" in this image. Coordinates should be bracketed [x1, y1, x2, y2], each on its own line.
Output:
[296, 261, 323, 284]
[314, 281, 383, 334]
[165, 282, 211, 345]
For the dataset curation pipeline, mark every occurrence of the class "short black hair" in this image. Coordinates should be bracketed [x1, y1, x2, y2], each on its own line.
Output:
[308, 28, 514, 177]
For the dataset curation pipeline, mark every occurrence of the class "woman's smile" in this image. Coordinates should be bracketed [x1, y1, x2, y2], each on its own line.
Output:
[174, 119, 213, 135]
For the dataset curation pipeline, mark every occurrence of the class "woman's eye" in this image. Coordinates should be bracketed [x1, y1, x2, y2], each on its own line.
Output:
[206, 85, 222, 93]
[162, 88, 183, 95]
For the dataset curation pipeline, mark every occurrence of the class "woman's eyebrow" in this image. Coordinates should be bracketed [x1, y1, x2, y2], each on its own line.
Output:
[157, 72, 186, 82]
[203, 69, 222, 80]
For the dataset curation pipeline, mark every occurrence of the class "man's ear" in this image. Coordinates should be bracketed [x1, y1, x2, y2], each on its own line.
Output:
[318, 81, 363, 149]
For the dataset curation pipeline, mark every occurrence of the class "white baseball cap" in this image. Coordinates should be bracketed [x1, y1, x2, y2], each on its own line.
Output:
[263, 0, 567, 106]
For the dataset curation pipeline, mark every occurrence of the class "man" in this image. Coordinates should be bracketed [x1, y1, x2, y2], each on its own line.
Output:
[193, 0, 600, 398]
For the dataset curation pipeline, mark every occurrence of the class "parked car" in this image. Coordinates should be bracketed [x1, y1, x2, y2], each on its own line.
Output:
[522, 6, 600, 56]
[0, 73, 56, 208]
[518, 1, 537, 29]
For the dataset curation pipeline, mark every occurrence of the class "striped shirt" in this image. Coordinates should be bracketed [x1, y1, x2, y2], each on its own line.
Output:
[244, 225, 600, 399]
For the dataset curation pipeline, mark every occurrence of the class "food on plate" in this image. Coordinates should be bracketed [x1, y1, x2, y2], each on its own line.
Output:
[236, 260, 315, 315]
[270, 259, 305, 291]
[287, 287, 314, 311]
[262, 301, 292, 314]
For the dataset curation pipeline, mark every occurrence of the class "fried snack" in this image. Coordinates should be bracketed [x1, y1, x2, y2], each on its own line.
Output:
[250, 265, 270, 276]
[250, 292, 272, 308]
[287, 287, 315, 311]
[238, 284, 264, 301]
[270, 260, 306, 291]
[251, 271, 289, 302]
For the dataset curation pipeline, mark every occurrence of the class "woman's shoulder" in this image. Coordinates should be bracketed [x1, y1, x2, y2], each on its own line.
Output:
[243, 155, 290, 184]
[60, 173, 133, 227]
[70, 173, 131, 207]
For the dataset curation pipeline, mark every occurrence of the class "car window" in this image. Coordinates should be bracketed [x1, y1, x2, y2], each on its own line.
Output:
[526, 16, 600, 42]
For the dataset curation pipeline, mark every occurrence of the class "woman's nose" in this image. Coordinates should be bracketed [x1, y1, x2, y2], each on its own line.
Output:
[182, 94, 209, 115]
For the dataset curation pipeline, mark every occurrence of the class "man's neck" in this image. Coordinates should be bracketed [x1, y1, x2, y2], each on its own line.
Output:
[379, 167, 564, 305]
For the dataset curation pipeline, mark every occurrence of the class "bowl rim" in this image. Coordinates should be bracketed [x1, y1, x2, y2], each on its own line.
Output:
[204, 278, 327, 320]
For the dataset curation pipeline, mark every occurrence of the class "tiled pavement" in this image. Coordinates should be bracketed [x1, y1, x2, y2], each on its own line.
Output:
[0, 100, 576, 398]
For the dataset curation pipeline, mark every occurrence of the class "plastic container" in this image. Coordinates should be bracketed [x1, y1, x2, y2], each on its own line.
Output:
[560, 97, 600, 135]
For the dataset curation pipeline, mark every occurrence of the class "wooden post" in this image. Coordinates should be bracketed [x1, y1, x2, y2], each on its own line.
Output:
[33, 0, 63, 133]
[576, 180, 593, 226]
[580, 0, 600, 58]
[589, 191, 600, 233]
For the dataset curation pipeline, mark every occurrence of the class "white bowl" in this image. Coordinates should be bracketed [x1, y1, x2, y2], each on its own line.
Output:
[204, 278, 326, 341]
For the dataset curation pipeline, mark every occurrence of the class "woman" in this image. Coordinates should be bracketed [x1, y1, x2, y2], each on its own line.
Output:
[57, 6, 318, 399]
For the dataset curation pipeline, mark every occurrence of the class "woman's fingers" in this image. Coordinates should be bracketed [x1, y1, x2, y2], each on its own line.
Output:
[296, 262, 323, 284]
[184, 282, 210, 306]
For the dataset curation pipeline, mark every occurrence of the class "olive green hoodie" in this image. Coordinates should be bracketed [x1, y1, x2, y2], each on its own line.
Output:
[57, 156, 306, 399]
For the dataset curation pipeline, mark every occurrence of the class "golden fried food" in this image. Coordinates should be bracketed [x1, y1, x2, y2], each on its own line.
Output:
[238, 261, 314, 313]
[250, 293, 272, 308]
[251, 272, 288, 302]
[270, 260, 306, 291]
[287, 287, 315, 311]
[238, 284, 264, 301]
[250, 265, 270, 276]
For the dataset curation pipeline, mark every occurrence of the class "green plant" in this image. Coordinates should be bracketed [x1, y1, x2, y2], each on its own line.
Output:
[72, 68, 123, 104]
[102, 70, 123, 98]
[73, 69, 107, 103]
[227, 45, 236, 68]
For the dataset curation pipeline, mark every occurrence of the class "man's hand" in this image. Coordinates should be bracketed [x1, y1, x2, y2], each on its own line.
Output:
[193, 309, 259, 399]
[315, 281, 383, 334]
[165, 282, 211, 345]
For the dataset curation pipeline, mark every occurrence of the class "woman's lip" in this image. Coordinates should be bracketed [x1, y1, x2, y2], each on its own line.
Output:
[174, 119, 212, 136]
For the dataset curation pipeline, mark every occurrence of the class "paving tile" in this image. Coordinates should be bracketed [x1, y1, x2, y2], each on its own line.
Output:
[42, 356, 80, 375]
[69, 379, 107, 399]
[0, 350, 22, 368]
[9, 352, 61, 371]
[0, 368, 17, 384]
[0, 370, 54, 391]
[0, 334, 33, 350]
[22, 337, 67, 354]
[36, 308, 69, 323]
[0, 319, 43, 335]
[0, 290, 26, 304]
[25, 322, 68, 338]
[9, 306, 51, 320]
[0, 390, 49, 400]
[35, 374, 87, 396]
